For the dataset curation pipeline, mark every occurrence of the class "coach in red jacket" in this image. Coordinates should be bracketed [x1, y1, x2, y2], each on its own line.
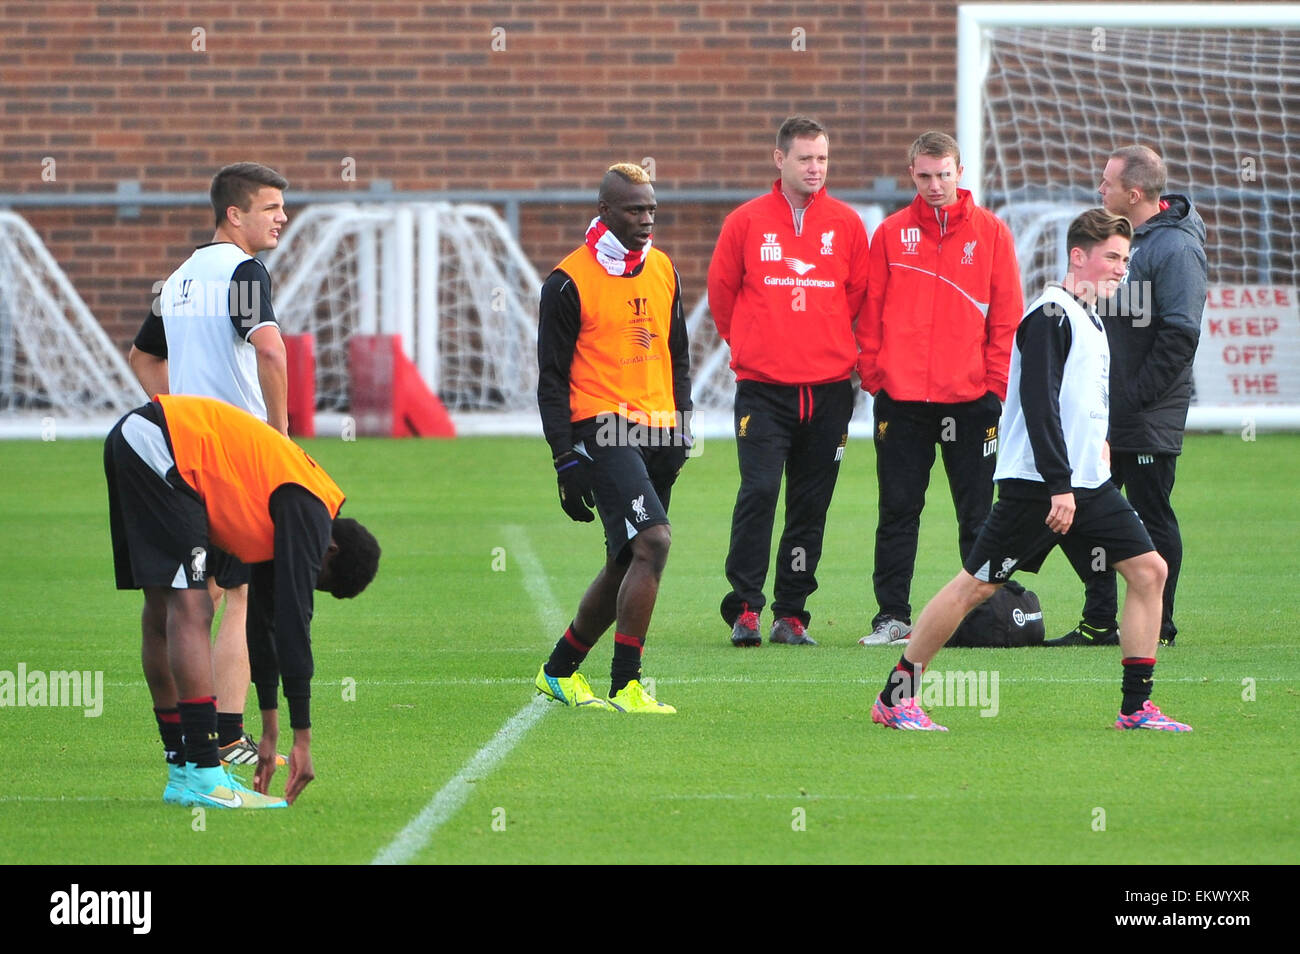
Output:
[856, 131, 1023, 647]
[709, 116, 870, 647]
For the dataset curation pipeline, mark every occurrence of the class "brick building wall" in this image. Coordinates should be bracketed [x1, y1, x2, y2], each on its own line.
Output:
[2, 1, 1291, 349]
[0, 1, 955, 346]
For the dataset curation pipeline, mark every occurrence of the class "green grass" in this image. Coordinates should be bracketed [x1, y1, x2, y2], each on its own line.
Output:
[0, 432, 1297, 863]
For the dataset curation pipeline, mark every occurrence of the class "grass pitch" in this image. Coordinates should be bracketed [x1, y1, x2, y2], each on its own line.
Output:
[0, 430, 1296, 864]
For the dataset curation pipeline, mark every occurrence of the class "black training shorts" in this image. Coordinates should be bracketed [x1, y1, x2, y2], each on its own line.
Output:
[574, 426, 680, 564]
[208, 546, 250, 589]
[964, 479, 1154, 583]
[105, 402, 212, 591]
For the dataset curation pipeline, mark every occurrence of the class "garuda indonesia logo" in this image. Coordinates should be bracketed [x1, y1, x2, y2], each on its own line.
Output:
[624, 327, 659, 350]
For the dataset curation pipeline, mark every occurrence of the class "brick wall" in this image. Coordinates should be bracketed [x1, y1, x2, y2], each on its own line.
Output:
[2, 1, 1290, 347]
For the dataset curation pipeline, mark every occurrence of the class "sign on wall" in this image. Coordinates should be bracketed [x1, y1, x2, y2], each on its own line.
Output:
[1193, 285, 1300, 404]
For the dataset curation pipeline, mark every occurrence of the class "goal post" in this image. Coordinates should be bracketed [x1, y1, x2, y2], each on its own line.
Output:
[0, 210, 142, 437]
[0, 202, 544, 439]
[263, 202, 544, 436]
[959, 3, 1300, 430]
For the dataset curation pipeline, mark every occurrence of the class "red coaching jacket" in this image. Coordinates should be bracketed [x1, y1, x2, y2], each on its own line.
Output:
[857, 189, 1023, 403]
[708, 181, 870, 385]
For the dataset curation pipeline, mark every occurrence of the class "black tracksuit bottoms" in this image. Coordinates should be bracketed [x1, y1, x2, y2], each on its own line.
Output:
[870, 389, 1001, 626]
[721, 378, 854, 628]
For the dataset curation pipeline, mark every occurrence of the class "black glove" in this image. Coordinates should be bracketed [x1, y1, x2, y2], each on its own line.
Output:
[554, 450, 596, 522]
[647, 432, 690, 488]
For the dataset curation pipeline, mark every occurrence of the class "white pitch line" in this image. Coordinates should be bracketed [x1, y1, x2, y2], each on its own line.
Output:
[0, 796, 153, 803]
[646, 792, 917, 802]
[370, 695, 550, 865]
[319, 674, 1297, 689]
[371, 524, 562, 865]
[86, 671, 1300, 692]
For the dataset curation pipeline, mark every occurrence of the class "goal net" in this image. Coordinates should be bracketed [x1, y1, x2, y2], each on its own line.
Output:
[0, 210, 142, 435]
[264, 202, 543, 433]
[960, 3, 1300, 428]
[267, 201, 884, 439]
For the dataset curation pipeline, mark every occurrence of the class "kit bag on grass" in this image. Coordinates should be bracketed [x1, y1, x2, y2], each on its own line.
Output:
[947, 580, 1045, 647]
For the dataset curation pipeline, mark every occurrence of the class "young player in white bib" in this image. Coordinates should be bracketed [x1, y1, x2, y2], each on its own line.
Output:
[869, 209, 1190, 733]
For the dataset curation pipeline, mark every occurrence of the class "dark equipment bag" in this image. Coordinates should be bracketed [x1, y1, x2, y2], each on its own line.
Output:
[947, 580, 1046, 647]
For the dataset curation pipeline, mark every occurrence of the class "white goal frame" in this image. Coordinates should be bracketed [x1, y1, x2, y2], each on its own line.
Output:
[957, 3, 1300, 207]
[263, 201, 545, 435]
[958, 3, 1300, 431]
[0, 210, 143, 437]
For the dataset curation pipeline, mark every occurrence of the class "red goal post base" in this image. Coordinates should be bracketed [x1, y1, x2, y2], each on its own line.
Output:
[284, 333, 317, 437]
[283, 333, 456, 439]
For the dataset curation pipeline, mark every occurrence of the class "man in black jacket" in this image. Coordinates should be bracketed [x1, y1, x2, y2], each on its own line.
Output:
[1046, 145, 1208, 648]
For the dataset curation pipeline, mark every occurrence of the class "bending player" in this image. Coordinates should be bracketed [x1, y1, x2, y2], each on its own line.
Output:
[105, 394, 381, 806]
[870, 209, 1190, 732]
[533, 162, 691, 713]
[128, 162, 292, 768]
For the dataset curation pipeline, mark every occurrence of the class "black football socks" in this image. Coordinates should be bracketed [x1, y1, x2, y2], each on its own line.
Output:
[545, 622, 594, 678]
[154, 707, 184, 766]
[1120, 657, 1156, 715]
[217, 711, 244, 748]
[881, 655, 920, 707]
[177, 696, 220, 768]
[609, 632, 645, 696]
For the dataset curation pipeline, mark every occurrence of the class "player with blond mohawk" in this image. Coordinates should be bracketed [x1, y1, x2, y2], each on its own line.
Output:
[532, 162, 692, 713]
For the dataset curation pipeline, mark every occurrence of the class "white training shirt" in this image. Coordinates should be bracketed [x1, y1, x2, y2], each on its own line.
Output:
[995, 283, 1112, 490]
[158, 243, 278, 421]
